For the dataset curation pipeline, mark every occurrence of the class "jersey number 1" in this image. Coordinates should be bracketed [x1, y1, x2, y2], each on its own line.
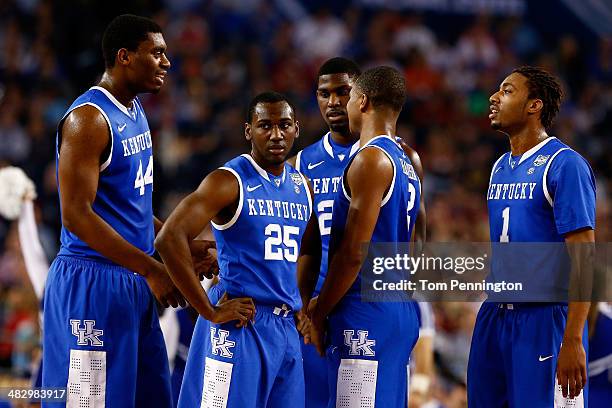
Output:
[134, 156, 153, 196]
[500, 207, 510, 242]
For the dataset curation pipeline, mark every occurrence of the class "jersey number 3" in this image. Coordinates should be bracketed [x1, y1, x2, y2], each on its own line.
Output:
[134, 156, 153, 196]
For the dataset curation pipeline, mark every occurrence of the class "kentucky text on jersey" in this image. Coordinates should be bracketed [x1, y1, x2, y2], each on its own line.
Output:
[487, 182, 537, 200]
[311, 177, 341, 194]
[121, 131, 152, 157]
[247, 199, 309, 221]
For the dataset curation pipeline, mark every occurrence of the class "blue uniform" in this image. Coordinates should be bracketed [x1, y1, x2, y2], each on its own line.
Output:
[468, 137, 596, 407]
[43, 86, 171, 407]
[326, 135, 421, 408]
[178, 154, 312, 408]
[296, 132, 359, 408]
[588, 303, 612, 407]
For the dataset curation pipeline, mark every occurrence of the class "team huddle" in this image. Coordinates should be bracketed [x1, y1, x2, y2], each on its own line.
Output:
[42, 14, 596, 408]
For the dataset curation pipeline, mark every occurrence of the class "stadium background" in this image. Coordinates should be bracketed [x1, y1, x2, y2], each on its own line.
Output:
[0, 0, 609, 406]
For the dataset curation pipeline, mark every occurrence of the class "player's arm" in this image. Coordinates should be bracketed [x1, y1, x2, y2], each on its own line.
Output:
[311, 149, 393, 349]
[58, 106, 182, 307]
[550, 151, 596, 399]
[154, 215, 218, 280]
[297, 180, 322, 309]
[400, 142, 426, 247]
[154, 170, 255, 326]
[296, 180, 321, 342]
[557, 228, 594, 399]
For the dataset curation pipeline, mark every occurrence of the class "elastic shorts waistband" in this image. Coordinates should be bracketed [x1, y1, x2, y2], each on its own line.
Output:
[54, 255, 136, 275]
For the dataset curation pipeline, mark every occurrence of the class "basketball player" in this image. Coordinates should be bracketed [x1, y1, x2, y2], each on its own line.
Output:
[43, 14, 187, 407]
[305, 66, 422, 407]
[587, 303, 612, 406]
[467, 66, 596, 407]
[155, 92, 320, 407]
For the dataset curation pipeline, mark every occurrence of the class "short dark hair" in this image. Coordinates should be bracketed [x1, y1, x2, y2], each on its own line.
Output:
[354, 66, 406, 112]
[102, 14, 163, 68]
[317, 57, 361, 79]
[512, 66, 563, 128]
[247, 92, 295, 123]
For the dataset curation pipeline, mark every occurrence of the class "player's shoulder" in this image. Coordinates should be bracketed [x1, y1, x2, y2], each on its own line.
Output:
[546, 138, 592, 172]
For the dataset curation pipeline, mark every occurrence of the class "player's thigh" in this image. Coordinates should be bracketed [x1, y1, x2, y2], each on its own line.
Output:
[135, 290, 172, 408]
[327, 301, 417, 408]
[42, 257, 141, 408]
[268, 320, 305, 408]
[302, 338, 329, 408]
[467, 303, 508, 408]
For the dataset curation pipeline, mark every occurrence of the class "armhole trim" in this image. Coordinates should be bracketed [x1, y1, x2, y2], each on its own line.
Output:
[295, 150, 303, 172]
[298, 171, 313, 220]
[542, 148, 570, 207]
[364, 145, 396, 207]
[489, 154, 506, 185]
[211, 167, 243, 231]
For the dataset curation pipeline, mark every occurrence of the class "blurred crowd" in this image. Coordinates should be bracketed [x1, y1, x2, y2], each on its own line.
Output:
[0, 0, 610, 406]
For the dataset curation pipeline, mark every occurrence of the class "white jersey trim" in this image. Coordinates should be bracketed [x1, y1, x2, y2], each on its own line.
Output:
[542, 147, 570, 207]
[295, 150, 303, 172]
[298, 171, 313, 220]
[241, 154, 270, 181]
[364, 145, 396, 207]
[90, 86, 136, 119]
[516, 136, 556, 166]
[417, 302, 435, 336]
[323, 132, 334, 158]
[489, 154, 506, 185]
[60, 102, 114, 172]
[588, 353, 612, 377]
[211, 167, 243, 231]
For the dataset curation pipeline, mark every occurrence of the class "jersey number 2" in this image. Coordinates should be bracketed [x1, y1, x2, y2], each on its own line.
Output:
[134, 156, 153, 196]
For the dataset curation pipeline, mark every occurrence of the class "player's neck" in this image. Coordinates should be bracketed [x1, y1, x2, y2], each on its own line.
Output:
[98, 73, 136, 109]
[358, 115, 396, 146]
[250, 152, 284, 177]
[329, 130, 357, 146]
[507, 127, 548, 156]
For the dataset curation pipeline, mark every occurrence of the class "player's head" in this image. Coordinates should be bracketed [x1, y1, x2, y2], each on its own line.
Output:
[245, 92, 299, 166]
[102, 14, 170, 93]
[347, 66, 406, 136]
[489, 66, 563, 132]
[316, 57, 361, 134]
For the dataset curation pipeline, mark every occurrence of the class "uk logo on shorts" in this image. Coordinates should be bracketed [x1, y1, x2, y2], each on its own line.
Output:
[343, 330, 376, 356]
[70, 319, 104, 346]
[210, 328, 236, 358]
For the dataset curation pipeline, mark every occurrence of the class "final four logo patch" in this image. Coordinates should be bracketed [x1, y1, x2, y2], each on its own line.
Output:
[290, 173, 302, 193]
[533, 155, 550, 167]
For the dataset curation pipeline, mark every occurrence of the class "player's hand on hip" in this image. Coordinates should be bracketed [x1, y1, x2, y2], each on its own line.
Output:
[310, 316, 326, 357]
[556, 338, 587, 399]
[212, 293, 256, 328]
[189, 239, 219, 280]
[294, 310, 311, 343]
[144, 259, 185, 308]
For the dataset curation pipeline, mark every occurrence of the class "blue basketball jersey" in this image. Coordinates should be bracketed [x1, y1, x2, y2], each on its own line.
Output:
[295, 132, 359, 295]
[211, 154, 312, 311]
[330, 135, 421, 297]
[488, 136, 595, 243]
[57, 86, 155, 261]
[487, 137, 596, 300]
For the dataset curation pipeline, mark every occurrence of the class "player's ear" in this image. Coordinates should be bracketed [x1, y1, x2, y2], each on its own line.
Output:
[244, 123, 252, 141]
[117, 48, 130, 66]
[294, 120, 299, 139]
[527, 98, 543, 115]
[359, 93, 368, 112]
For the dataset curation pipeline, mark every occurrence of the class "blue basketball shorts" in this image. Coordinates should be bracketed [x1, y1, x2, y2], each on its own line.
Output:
[177, 284, 305, 408]
[302, 335, 329, 408]
[42, 256, 172, 408]
[326, 298, 419, 408]
[467, 302, 589, 408]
